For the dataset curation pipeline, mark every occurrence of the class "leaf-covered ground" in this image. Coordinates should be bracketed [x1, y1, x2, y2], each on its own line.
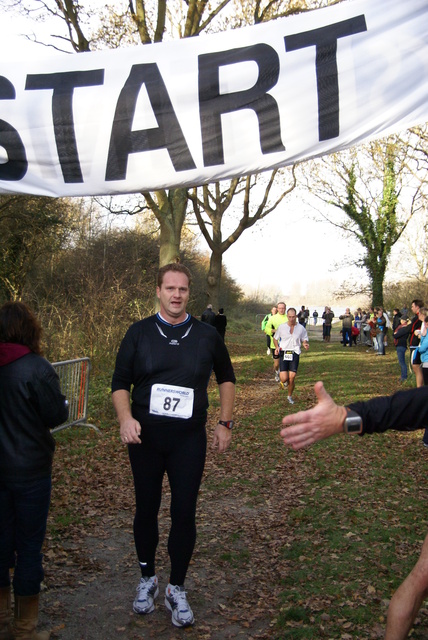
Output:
[40, 327, 428, 639]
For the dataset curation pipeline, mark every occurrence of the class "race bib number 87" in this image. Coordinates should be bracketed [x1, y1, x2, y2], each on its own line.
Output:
[149, 383, 194, 419]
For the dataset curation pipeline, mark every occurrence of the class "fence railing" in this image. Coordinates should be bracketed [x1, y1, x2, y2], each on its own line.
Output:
[51, 357, 98, 434]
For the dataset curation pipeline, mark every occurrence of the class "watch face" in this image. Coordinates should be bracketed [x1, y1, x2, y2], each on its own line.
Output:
[345, 415, 362, 434]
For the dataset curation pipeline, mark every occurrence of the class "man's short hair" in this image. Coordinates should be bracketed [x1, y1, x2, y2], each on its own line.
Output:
[412, 299, 424, 309]
[287, 307, 296, 314]
[157, 263, 192, 288]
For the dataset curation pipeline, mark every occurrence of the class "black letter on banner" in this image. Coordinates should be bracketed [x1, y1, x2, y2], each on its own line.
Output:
[25, 70, 104, 183]
[285, 16, 367, 141]
[0, 76, 28, 181]
[199, 44, 284, 167]
[106, 64, 195, 181]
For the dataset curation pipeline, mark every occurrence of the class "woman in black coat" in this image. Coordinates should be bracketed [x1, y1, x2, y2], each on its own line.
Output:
[0, 302, 68, 640]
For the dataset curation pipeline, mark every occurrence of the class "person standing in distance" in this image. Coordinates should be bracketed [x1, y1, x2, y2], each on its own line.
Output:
[111, 263, 236, 629]
[214, 308, 227, 341]
[339, 308, 354, 347]
[200, 304, 216, 326]
[322, 306, 334, 342]
[273, 307, 309, 404]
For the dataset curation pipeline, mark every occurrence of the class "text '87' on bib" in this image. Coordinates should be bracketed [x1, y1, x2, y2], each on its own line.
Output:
[149, 383, 194, 419]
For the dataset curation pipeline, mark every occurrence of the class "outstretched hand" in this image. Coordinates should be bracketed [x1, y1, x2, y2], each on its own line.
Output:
[280, 381, 347, 450]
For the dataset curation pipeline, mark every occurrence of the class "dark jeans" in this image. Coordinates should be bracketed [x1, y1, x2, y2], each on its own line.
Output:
[323, 325, 331, 339]
[396, 346, 407, 380]
[376, 332, 385, 355]
[343, 328, 352, 346]
[0, 475, 51, 596]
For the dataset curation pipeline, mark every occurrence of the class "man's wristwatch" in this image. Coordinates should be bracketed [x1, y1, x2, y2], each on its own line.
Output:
[343, 408, 363, 434]
[218, 420, 234, 430]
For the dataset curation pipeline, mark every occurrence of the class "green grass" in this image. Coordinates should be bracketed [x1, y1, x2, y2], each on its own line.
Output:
[225, 326, 427, 638]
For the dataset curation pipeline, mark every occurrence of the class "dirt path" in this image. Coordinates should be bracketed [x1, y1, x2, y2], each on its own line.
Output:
[39, 365, 304, 640]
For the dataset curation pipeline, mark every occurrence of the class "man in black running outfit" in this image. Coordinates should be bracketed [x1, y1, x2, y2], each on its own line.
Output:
[111, 263, 235, 628]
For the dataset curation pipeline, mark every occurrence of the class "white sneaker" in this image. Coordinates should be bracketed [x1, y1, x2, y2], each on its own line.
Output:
[280, 380, 289, 390]
[274, 371, 280, 382]
[287, 396, 294, 405]
[165, 584, 194, 627]
[133, 576, 159, 614]
[267, 348, 271, 356]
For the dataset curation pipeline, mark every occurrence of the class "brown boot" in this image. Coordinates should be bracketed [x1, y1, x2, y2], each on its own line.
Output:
[13, 594, 50, 640]
[0, 587, 13, 640]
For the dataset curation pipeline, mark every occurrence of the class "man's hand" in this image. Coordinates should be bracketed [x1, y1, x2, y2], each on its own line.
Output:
[120, 417, 142, 445]
[212, 424, 232, 453]
[280, 381, 347, 450]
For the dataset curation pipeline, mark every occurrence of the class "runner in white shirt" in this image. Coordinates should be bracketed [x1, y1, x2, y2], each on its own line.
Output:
[273, 307, 309, 405]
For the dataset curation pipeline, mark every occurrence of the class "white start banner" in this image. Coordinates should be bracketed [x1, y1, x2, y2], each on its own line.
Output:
[1, 0, 428, 197]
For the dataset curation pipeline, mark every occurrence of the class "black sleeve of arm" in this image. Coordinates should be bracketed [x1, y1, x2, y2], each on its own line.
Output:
[348, 387, 428, 435]
[111, 326, 135, 393]
[33, 366, 69, 428]
[212, 334, 236, 385]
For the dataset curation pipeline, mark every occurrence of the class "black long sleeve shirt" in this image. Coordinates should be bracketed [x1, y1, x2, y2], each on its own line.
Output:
[349, 387, 428, 435]
[112, 314, 235, 432]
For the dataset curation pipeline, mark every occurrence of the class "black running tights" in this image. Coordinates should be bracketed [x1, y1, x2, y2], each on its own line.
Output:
[128, 427, 206, 586]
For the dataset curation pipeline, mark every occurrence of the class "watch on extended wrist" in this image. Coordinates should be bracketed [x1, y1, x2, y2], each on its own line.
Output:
[343, 408, 363, 434]
[218, 420, 234, 430]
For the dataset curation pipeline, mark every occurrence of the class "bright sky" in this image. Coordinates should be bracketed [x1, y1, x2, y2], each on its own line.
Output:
[0, 11, 61, 60]
[221, 193, 363, 303]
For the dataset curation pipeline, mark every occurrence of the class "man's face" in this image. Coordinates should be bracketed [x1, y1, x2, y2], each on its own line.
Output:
[412, 302, 420, 314]
[287, 310, 297, 326]
[156, 271, 190, 323]
[277, 303, 286, 315]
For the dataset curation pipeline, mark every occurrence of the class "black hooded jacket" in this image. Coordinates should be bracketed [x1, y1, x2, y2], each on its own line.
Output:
[0, 344, 68, 481]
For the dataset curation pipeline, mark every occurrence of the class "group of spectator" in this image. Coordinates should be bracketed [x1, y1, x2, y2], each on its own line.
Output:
[264, 302, 428, 392]
[338, 307, 390, 353]
[392, 301, 428, 429]
[200, 304, 227, 340]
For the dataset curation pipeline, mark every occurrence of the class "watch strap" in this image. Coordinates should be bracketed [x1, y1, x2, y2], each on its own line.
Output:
[218, 420, 234, 430]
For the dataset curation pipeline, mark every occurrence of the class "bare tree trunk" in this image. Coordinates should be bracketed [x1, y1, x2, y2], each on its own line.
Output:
[206, 250, 222, 309]
[144, 188, 188, 266]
